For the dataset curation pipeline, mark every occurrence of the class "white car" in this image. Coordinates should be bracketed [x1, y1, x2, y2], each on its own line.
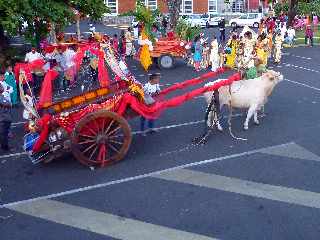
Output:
[201, 13, 223, 27]
[131, 18, 139, 28]
[229, 13, 263, 28]
[185, 14, 206, 28]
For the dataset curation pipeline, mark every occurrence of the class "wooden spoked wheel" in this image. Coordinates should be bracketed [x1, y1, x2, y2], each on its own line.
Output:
[71, 110, 132, 167]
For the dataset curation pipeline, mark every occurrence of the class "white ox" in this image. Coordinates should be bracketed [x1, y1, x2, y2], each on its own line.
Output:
[203, 70, 283, 131]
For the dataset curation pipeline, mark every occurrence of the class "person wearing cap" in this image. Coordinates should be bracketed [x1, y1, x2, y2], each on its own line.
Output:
[218, 17, 226, 43]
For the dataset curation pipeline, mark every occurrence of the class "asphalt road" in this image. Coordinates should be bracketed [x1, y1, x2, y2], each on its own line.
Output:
[2, 23, 320, 240]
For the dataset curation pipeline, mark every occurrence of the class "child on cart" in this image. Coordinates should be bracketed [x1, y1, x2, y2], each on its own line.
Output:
[141, 73, 161, 136]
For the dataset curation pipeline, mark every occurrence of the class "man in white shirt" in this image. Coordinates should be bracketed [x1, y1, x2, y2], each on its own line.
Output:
[286, 26, 295, 46]
[25, 47, 43, 63]
[64, 46, 77, 86]
[25, 47, 44, 95]
[53, 47, 68, 93]
[280, 23, 287, 41]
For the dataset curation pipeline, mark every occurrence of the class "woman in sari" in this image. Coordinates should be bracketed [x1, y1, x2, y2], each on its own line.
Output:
[225, 34, 238, 68]
[256, 34, 268, 67]
[267, 29, 274, 59]
[209, 36, 220, 72]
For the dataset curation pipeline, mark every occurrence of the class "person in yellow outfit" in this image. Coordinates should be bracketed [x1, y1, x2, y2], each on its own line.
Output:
[267, 29, 273, 59]
[256, 34, 268, 67]
[225, 34, 238, 68]
[274, 32, 283, 63]
[138, 28, 153, 71]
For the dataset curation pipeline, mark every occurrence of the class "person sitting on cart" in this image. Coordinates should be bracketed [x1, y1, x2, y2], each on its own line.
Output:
[140, 73, 161, 136]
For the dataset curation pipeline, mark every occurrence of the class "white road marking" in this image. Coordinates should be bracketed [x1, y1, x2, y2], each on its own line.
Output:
[283, 63, 320, 73]
[4, 115, 244, 159]
[0, 152, 27, 159]
[0, 142, 293, 208]
[132, 120, 204, 135]
[285, 78, 320, 92]
[8, 199, 218, 240]
[284, 53, 312, 60]
[12, 121, 26, 126]
[154, 168, 320, 209]
[65, 32, 91, 35]
[259, 142, 320, 161]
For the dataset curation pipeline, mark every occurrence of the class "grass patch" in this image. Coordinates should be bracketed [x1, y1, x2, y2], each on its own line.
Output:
[294, 25, 320, 45]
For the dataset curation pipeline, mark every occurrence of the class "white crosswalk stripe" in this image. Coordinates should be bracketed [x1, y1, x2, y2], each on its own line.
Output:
[6, 142, 320, 239]
[9, 199, 218, 240]
[154, 168, 320, 209]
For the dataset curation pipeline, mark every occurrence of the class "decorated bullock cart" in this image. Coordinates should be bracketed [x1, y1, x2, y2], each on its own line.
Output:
[150, 37, 188, 69]
[21, 43, 241, 168]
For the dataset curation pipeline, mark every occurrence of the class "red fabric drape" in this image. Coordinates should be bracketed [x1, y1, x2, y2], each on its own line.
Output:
[73, 45, 110, 86]
[74, 45, 90, 72]
[32, 114, 52, 152]
[14, 59, 46, 84]
[160, 67, 227, 96]
[14, 63, 32, 83]
[98, 50, 110, 87]
[117, 72, 241, 119]
[28, 59, 46, 71]
[37, 69, 59, 108]
[32, 71, 241, 152]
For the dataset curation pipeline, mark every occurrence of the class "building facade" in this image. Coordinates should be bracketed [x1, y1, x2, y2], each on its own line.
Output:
[104, 0, 261, 15]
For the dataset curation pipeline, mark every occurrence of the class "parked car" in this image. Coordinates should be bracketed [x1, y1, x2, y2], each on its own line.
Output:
[185, 14, 206, 28]
[201, 13, 223, 28]
[229, 13, 263, 28]
[131, 18, 139, 28]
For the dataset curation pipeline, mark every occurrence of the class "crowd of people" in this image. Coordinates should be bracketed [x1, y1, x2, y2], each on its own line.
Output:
[188, 13, 317, 77]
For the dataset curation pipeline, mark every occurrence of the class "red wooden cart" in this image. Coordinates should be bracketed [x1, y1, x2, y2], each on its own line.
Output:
[22, 39, 240, 169]
[150, 37, 188, 69]
[23, 68, 241, 168]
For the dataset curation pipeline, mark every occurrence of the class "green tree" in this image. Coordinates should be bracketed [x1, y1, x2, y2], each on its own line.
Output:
[164, 0, 182, 28]
[275, 0, 320, 25]
[0, 0, 109, 49]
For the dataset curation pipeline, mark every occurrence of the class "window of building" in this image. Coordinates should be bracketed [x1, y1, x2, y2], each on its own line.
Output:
[105, 0, 118, 14]
[208, 0, 217, 12]
[231, 0, 244, 13]
[144, 0, 158, 11]
[181, 0, 193, 14]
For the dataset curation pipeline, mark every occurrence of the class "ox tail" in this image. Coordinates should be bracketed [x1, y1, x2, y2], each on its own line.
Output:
[227, 106, 248, 141]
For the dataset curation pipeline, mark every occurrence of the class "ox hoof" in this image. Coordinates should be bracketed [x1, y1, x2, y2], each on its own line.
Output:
[254, 120, 260, 125]
[192, 137, 201, 144]
[244, 125, 249, 131]
[217, 126, 223, 132]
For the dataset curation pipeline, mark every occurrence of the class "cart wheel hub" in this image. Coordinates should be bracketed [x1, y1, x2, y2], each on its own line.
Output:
[160, 55, 173, 68]
[96, 134, 107, 144]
